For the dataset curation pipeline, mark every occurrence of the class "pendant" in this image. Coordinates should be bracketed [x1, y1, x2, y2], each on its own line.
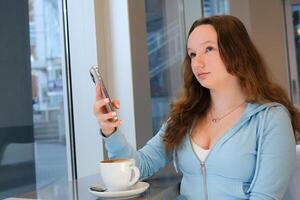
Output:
[212, 118, 220, 123]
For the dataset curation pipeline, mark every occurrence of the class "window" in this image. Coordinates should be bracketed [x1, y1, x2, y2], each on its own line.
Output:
[291, 4, 300, 105]
[145, 0, 186, 134]
[29, 0, 69, 189]
[203, 0, 229, 17]
[0, 1, 70, 198]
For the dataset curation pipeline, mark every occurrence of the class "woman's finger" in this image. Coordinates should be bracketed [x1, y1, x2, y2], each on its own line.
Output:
[97, 111, 117, 122]
[93, 98, 110, 114]
[111, 100, 120, 109]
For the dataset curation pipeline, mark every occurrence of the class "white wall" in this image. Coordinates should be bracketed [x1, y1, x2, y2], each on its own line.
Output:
[94, 0, 153, 149]
[67, 0, 103, 178]
[229, 0, 291, 95]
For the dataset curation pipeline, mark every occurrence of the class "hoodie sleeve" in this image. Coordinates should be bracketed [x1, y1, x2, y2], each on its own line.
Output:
[103, 123, 172, 179]
[248, 106, 296, 200]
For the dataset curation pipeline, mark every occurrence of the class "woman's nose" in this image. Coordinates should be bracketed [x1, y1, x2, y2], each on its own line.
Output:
[192, 54, 205, 68]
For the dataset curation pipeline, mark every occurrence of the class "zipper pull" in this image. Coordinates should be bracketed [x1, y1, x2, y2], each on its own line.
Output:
[200, 161, 205, 175]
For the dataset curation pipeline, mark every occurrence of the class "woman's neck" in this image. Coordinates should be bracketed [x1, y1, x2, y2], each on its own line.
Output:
[209, 85, 246, 114]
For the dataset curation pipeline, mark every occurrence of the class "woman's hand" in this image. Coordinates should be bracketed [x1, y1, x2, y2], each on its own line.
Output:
[93, 84, 123, 137]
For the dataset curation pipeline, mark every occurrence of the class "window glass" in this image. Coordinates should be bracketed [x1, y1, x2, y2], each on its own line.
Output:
[0, 0, 69, 198]
[292, 4, 300, 104]
[29, 0, 68, 189]
[145, 0, 186, 134]
[203, 0, 229, 17]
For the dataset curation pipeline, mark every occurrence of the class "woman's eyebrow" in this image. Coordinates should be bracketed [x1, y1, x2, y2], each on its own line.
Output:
[187, 40, 216, 50]
[200, 40, 215, 45]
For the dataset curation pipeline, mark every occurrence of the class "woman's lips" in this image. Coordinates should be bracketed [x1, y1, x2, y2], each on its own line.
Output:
[197, 72, 210, 79]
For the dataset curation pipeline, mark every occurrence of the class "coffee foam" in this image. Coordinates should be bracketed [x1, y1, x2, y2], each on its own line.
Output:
[100, 158, 130, 163]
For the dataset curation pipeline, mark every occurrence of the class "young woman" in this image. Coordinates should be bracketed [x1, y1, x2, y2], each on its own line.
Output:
[93, 15, 300, 200]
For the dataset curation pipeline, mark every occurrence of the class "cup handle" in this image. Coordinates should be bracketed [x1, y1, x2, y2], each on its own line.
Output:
[128, 166, 140, 186]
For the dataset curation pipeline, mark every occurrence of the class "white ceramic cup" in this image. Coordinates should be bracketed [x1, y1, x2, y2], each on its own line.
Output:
[99, 158, 140, 191]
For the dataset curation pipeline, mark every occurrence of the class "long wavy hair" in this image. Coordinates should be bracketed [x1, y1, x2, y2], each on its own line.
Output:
[163, 15, 300, 151]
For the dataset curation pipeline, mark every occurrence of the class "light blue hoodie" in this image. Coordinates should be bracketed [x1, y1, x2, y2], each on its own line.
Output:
[103, 103, 296, 200]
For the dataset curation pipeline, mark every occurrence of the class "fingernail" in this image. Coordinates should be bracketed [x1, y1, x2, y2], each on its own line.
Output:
[104, 98, 109, 103]
[119, 120, 123, 125]
[111, 112, 116, 116]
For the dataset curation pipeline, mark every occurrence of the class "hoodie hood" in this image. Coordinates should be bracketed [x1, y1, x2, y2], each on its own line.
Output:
[241, 102, 290, 124]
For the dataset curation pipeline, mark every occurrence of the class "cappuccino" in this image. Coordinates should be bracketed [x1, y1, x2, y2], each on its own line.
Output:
[99, 158, 140, 191]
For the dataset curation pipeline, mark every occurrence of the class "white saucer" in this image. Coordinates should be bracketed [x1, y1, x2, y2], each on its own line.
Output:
[89, 181, 149, 199]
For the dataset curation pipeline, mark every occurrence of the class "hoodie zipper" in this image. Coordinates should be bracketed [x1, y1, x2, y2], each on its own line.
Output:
[190, 135, 210, 200]
[200, 160, 208, 200]
[188, 120, 210, 200]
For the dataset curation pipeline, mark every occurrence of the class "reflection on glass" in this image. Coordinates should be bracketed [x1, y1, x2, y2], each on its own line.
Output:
[203, 0, 229, 17]
[29, 0, 68, 188]
[145, 0, 185, 134]
[0, 1, 36, 198]
[292, 5, 300, 103]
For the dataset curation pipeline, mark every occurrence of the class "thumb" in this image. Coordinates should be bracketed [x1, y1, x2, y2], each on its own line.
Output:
[95, 83, 102, 100]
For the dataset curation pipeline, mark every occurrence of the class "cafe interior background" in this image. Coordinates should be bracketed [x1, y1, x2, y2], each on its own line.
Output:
[0, 0, 300, 198]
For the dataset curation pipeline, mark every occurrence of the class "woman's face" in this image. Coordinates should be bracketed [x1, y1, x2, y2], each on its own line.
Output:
[187, 24, 238, 90]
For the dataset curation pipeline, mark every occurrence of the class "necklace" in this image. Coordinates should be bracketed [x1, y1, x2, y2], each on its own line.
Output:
[211, 102, 245, 123]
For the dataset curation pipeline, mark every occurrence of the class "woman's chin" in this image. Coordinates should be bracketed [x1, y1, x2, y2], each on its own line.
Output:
[198, 80, 213, 89]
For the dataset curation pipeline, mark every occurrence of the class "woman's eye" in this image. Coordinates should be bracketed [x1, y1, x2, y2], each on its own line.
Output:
[205, 46, 214, 53]
[189, 52, 196, 58]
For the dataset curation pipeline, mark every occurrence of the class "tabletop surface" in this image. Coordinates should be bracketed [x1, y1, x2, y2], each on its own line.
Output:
[9, 164, 182, 200]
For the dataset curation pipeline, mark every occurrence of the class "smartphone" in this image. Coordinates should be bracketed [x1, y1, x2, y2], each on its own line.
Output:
[89, 65, 118, 121]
